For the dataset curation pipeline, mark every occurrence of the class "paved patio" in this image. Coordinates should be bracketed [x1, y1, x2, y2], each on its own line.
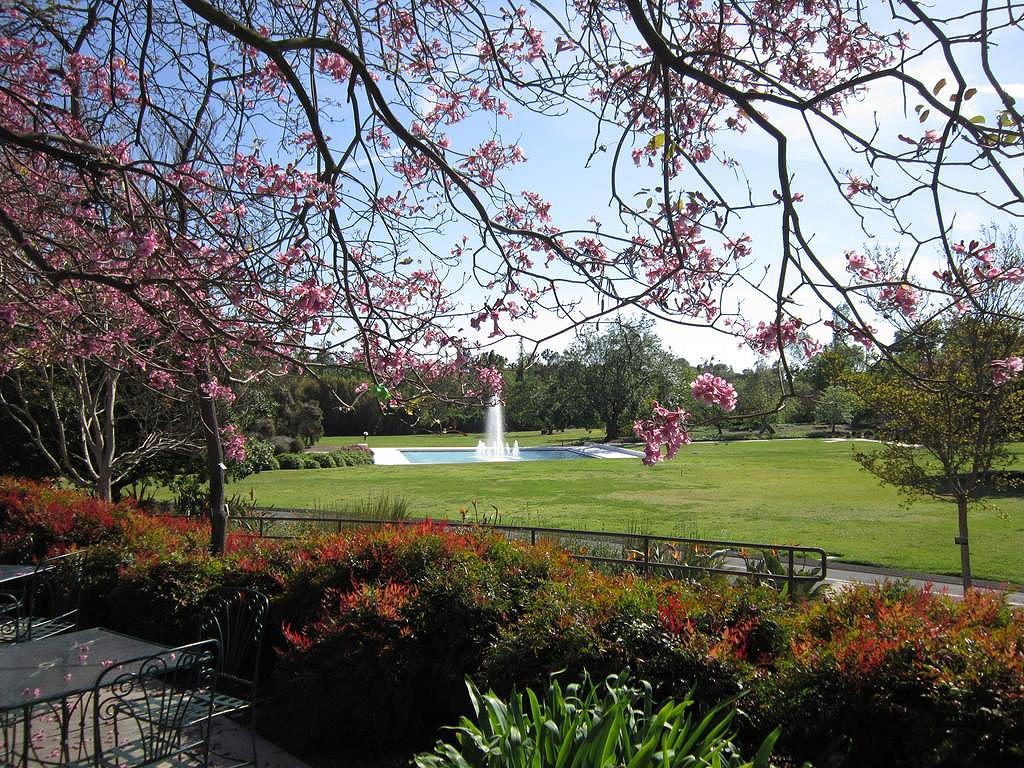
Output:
[208, 718, 312, 768]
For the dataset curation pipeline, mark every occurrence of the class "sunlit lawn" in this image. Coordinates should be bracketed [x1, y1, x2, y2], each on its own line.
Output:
[225, 437, 1024, 584]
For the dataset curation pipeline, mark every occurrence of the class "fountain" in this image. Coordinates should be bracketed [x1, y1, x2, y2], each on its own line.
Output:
[475, 396, 521, 460]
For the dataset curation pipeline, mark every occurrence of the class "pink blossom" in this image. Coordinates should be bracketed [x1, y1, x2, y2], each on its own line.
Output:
[136, 230, 159, 260]
[844, 175, 874, 198]
[991, 357, 1023, 386]
[476, 366, 504, 398]
[316, 53, 351, 82]
[845, 250, 879, 281]
[633, 402, 691, 466]
[691, 373, 738, 412]
[200, 378, 236, 404]
[221, 424, 247, 462]
[147, 369, 174, 390]
[879, 284, 919, 317]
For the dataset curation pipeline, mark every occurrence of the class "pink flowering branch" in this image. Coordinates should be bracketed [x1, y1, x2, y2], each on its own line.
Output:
[991, 357, 1023, 386]
[690, 373, 738, 412]
[633, 402, 691, 466]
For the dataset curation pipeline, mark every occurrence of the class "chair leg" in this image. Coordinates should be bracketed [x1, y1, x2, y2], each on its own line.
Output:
[248, 708, 259, 768]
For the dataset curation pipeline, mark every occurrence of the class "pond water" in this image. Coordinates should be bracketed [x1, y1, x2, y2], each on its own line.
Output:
[398, 448, 591, 464]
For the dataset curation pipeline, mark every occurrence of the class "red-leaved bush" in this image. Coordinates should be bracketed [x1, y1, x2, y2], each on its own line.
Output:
[0, 477, 128, 561]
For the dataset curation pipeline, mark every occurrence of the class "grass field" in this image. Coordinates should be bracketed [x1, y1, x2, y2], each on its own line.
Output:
[226, 436, 1024, 584]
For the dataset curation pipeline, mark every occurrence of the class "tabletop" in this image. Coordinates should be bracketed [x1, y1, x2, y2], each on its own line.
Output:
[0, 627, 171, 711]
[0, 564, 36, 585]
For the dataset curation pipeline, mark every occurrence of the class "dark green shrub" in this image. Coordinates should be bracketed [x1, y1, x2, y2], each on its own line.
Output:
[300, 454, 321, 469]
[330, 446, 374, 466]
[276, 453, 304, 470]
[310, 452, 336, 468]
[234, 438, 279, 477]
[167, 474, 207, 517]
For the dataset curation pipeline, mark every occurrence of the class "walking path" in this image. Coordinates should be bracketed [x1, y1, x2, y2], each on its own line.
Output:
[823, 559, 1023, 605]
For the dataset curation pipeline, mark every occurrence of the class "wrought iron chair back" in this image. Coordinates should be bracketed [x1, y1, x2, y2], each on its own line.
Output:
[192, 587, 268, 767]
[25, 550, 86, 641]
[91, 639, 219, 768]
[198, 587, 269, 696]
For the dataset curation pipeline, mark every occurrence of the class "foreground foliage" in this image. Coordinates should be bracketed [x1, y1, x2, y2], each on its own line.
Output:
[415, 674, 777, 768]
[2, 478, 1022, 767]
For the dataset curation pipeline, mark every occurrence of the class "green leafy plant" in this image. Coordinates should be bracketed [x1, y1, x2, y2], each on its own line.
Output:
[167, 473, 208, 517]
[329, 446, 374, 466]
[741, 548, 823, 599]
[415, 672, 779, 768]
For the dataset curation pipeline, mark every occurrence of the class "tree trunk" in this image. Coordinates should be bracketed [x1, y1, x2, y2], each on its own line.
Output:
[198, 391, 227, 555]
[94, 471, 113, 503]
[956, 495, 972, 591]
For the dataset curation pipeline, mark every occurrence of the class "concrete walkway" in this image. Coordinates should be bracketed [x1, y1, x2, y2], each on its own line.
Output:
[823, 560, 1023, 605]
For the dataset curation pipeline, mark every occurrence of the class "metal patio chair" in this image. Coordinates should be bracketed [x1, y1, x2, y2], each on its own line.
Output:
[22, 550, 87, 642]
[190, 587, 269, 768]
[83, 639, 219, 768]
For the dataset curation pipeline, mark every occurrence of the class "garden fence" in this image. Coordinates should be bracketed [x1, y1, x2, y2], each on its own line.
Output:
[228, 511, 828, 592]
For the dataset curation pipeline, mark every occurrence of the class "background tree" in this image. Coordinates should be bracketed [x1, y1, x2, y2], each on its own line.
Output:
[0, 360, 198, 500]
[854, 318, 1024, 589]
[730, 364, 788, 436]
[814, 386, 863, 434]
[564, 319, 676, 441]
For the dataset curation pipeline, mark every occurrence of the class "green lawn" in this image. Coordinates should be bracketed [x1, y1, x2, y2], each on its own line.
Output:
[228, 438, 1024, 584]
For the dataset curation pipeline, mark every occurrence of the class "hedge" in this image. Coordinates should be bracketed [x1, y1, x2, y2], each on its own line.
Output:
[2, 477, 1021, 768]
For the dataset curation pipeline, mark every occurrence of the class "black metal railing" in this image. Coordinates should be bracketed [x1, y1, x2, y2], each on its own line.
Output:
[228, 512, 827, 591]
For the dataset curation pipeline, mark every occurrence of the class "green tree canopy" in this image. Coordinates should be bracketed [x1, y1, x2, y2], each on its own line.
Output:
[854, 317, 1024, 589]
[564, 318, 677, 441]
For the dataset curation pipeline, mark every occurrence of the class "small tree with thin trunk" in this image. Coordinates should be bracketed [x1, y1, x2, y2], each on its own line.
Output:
[854, 318, 1024, 590]
[815, 386, 862, 434]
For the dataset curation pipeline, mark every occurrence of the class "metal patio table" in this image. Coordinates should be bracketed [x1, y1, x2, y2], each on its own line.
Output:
[0, 565, 36, 646]
[0, 627, 171, 766]
[0, 565, 36, 586]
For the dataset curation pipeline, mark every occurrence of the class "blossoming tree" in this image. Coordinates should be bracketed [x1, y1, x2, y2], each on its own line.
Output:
[2, 1, 1023, 551]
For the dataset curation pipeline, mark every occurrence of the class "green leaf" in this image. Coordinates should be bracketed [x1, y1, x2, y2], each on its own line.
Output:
[753, 728, 781, 768]
[970, 115, 987, 124]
